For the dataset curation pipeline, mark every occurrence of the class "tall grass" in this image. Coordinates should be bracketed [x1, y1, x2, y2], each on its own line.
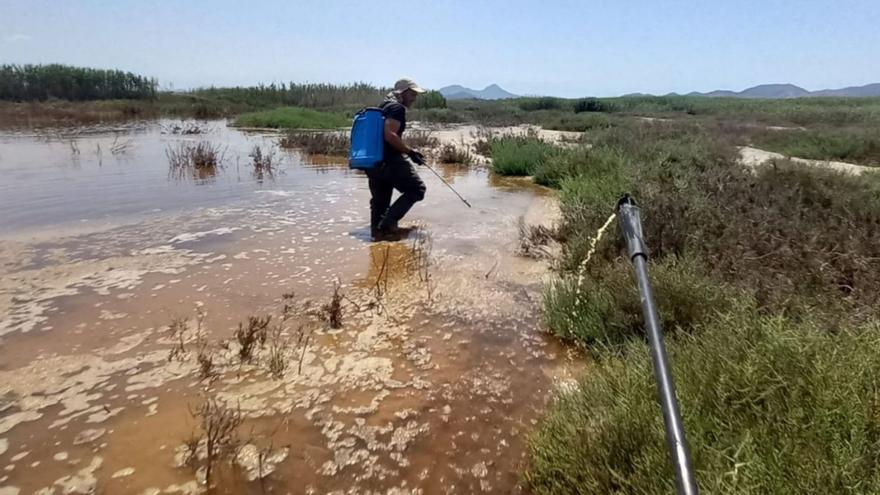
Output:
[528, 303, 880, 494]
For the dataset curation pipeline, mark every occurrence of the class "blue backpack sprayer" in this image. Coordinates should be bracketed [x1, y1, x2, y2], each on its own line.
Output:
[348, 108, 472, 207]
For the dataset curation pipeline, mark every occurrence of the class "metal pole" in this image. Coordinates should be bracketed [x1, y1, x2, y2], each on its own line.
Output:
[616, 193, 699, 495]
[423, 161, 472, 208]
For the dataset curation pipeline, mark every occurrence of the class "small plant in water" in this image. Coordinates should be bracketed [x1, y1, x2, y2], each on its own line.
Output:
[408, 229, 435, 298]
[167, 316, 189, 361]
[321, 281, 344, 329]
[249, 145, 279, 182]
[197, 346, 216, 381]
[266, 324, 290, 379]
[236, 315, 272, 363]
[109, 134, 134, 155]
[162, 121, 206, 135]
[167, 141, 226, 181]
[186, 396, 244, 489]
[192, 307, 219, 381]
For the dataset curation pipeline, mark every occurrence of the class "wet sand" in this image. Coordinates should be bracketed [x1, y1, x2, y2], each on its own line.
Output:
[0, 121, 580, 494]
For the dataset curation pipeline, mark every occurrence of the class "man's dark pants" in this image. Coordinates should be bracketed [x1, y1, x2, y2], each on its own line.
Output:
[366, 152, 426, 232]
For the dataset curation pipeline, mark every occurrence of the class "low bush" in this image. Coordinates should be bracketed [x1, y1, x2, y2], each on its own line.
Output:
[489, 134, 557, 175]
[544, 256, 734, 347]
[534, 145, 626, 189]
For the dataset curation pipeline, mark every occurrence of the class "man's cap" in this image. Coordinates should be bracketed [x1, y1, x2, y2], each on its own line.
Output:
[393, 78, 426, 94]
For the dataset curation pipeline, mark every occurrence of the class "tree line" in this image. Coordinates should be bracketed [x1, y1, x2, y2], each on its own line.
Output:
[190, 82, 447, 110]
[0, 64, 158, 101]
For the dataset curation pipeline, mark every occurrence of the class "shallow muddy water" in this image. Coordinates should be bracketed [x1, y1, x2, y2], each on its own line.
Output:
[0, 121, 580, 494]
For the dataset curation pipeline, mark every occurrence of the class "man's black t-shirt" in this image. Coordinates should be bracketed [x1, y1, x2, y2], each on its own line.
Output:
[380, 99, 406, 157]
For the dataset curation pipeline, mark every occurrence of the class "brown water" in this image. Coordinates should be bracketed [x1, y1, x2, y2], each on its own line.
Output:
[0, 121, 580, 494]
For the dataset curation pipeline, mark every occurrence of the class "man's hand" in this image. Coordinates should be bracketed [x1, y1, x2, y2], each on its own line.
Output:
[408, 149, 426, 166]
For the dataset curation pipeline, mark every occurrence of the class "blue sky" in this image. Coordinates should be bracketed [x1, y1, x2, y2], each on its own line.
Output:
[1, 0, 878, 97]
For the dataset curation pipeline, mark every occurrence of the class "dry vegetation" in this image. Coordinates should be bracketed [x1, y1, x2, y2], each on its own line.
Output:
[436, 143, 475, 165]
[183, 396, 244, 488]
[405, 129, 439, 149]
[280, 131, 349, 156]
[235, 315, 272, 363]
[408, 231, 435, 301]
[162, 121, 206, 135]
[517, 216, 556, 259]
[320, 281, 344, 329]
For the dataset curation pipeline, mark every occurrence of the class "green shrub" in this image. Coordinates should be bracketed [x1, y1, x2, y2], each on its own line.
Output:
[544, 257, 733, 347]
[540, 112, 615, 132]
[518, 96, 566, 111]
[573, 98, 614, 113]
[489, 135, 557, 176]
[233, 106, 350, 129]
[528, 305, 880, 494]
[534, 145, 626, 189]
[413, 90, 447, 110]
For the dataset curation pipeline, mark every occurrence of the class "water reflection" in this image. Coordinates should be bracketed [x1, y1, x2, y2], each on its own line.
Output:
[357, 240, 419, 290]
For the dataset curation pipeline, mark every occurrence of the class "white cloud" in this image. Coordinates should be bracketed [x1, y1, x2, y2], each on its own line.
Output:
[3, 34, 32, 43]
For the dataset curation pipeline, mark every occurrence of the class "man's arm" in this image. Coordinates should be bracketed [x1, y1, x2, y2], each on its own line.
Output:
[384, 119, 411, 155]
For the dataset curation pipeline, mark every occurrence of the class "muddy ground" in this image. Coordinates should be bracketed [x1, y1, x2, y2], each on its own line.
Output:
[0, 121, 583, 494]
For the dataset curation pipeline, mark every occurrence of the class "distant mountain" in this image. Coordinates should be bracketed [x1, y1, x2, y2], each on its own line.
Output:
[683, 83, 880, 99]
[810, 83, 880, 97]
[439, 84, 518, 100]
[741, 84, 810, 98]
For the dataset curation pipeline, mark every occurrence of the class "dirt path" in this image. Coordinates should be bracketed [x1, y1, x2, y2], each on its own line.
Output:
[0, 123, 579, 494]
[738, 146, 876, 175]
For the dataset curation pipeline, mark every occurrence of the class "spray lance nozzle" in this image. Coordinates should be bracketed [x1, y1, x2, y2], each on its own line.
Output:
[616, 193, 648, 262]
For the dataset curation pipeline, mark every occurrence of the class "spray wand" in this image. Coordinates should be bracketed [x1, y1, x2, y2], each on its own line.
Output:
[422, 161, 472, 208]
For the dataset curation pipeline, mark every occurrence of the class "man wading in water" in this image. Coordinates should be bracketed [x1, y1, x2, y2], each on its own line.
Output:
[368, 78, 428, 242]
